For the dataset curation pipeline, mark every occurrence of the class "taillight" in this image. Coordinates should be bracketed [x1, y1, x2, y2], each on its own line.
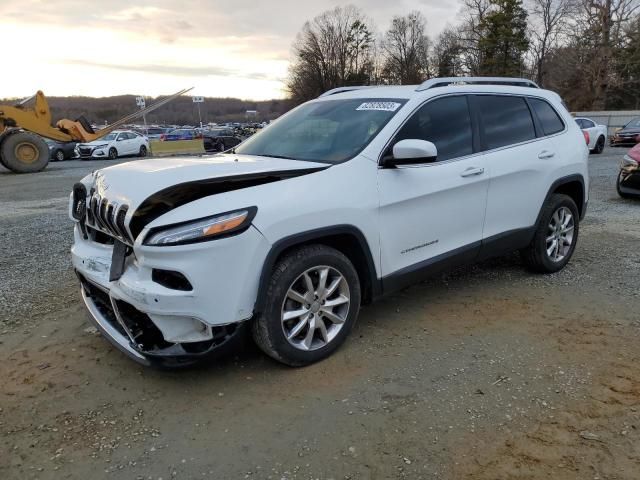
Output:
[583, 130, 590, 145]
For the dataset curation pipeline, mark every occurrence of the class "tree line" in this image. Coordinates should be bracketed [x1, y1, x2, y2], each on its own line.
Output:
[286, 0, 640, 111]
[1, 95, 293, 126]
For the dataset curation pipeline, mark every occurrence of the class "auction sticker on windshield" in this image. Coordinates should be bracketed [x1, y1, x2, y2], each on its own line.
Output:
[356, 102, 402, 112]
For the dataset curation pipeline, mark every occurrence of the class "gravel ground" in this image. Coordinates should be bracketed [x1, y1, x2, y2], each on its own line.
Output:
[1, 150, 639, 479]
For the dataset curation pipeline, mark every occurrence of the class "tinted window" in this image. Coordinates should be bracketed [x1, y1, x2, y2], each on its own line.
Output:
[575, 119, 586, 129]
[476, 96, 535, 150]
[394, 96, 473, 161]
[529, 98, 564, 135]
[584, 119, 595, 128]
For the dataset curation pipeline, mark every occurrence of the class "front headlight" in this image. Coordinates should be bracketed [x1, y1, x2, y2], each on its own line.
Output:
[94, 144, 108, 150]
[143, 207, 257, 246]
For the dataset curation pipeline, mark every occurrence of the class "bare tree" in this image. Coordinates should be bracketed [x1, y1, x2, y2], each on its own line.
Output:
[581, 0, 639, 109]
[432, 27, 464, 77]
[381, 12, 431, 84]
[527, 0, 578, 86]
[286, 6, 375, 103]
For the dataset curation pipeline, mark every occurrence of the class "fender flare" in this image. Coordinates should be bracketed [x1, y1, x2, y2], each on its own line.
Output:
[253, 225, 381, 315]
[537, 174, 587, 223]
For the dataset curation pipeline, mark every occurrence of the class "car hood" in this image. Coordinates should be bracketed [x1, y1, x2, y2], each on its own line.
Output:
[84, 154, 329, 237]
[618, 128, 640, 135]
[79, 139, 114, 147]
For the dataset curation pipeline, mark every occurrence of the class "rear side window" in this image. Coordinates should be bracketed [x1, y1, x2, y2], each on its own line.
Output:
[394, 95, 473, 161]
[475, 95, 535, 150]
[529, 98, 565, 135]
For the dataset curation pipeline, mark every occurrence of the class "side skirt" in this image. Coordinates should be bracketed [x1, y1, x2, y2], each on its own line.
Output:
[381, 227, 535, 296]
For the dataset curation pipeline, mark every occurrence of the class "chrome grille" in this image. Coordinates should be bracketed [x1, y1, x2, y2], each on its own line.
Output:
[85, 193, 133, 245]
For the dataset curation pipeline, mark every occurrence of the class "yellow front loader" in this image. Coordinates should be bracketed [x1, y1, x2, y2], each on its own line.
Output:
[0, 88, 192, 173]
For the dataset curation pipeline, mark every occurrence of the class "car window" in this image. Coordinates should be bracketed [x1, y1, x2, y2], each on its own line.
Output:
[116, 133, 125, 141]
[476, 95, 536, 150]
[393, 96, 473, 162]
[235, 98, 407, 163]
[529, 98, 565, 136]
[575, 119, 586, 129]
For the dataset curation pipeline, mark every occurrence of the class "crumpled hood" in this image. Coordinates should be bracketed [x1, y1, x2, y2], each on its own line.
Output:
[83, 154, 328, 238]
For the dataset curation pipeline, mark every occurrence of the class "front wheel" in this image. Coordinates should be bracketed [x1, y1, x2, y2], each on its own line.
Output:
[252, 245, 361, 366]
[521, 194, 579, 273]
[108, 147, 118, 160]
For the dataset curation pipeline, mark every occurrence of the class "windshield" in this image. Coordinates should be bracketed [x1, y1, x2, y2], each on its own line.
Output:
[234, 98, 407, 163]
[102, 133, 118, 141]
[625, 118, 640, 129]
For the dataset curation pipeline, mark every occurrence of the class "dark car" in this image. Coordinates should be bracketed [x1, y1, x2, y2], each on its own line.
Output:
[160, 128, 202, 141]
[611, 117, 640, 146]
[202, 128, 242, 152]
[617, 143, 640, 198]
[45, 138, 78, 161]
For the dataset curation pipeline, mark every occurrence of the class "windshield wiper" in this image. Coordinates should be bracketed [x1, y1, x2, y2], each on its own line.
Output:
[257, 154, 297, 160]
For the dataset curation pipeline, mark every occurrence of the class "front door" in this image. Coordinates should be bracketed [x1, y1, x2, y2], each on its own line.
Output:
[378, 95, 489, 286]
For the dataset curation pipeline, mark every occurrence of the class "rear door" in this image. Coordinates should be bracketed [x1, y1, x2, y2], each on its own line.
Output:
[473, 95, 563, 243]
[378, 95, 490, 282]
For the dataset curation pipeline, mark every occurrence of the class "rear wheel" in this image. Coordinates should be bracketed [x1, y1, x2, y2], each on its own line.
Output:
[252, 245, 361, 366]
[521, 194, 579, 273]
[0, 132, 50, 173]
[54, 149, 65, 161]
[592, 136, 605, 154]
[139, 145, 147, 157]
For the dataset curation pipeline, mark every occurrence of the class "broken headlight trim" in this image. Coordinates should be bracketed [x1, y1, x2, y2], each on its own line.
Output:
[143, 207, 257, 246]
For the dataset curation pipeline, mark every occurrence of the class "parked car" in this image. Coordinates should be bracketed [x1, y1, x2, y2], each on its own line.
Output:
[160, 128, 202, 141]
[611, 117, 640, 146]
[45, 138, 78, 161]
[616, 142, 640, 198]
[69, 77, 588, 368]
[574, 117, 607, 154]
[202, 128, 242, 152]
[143, 127, 171, 140]
[77, 130, 149, 160]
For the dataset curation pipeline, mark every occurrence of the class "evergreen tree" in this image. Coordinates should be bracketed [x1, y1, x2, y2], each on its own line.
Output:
[478, 0, 530, 76]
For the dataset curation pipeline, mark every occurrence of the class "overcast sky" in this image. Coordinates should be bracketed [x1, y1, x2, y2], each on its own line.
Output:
[2, 0, 463, 100]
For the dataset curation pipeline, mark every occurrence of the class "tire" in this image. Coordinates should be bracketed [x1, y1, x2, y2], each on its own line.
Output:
[54, 149, 65, 161]
[616, 172, 634, 199]
[520, 194, 579, 273]
[252, 244, 361, 367]
[0, 132, 50, 173]
[592, 136, 605, 154]
[216, 141, 225, 152]
[139, 145, 147, 157]
[108, 147, 118, 160]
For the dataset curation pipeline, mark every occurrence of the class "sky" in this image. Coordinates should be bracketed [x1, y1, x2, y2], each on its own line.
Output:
[1, 0, 462, 101]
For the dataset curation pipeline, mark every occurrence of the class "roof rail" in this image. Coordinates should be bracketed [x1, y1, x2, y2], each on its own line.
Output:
[318, 86, 374, 98]
[416, 77, 539, 92]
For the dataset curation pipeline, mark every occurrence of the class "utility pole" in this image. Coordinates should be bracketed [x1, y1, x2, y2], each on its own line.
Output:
[136, 96, 147, 134]
[193, 96, 204, 128]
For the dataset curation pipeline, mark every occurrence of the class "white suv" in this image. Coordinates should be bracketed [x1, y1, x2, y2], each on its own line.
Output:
[70, 77, 589, 367]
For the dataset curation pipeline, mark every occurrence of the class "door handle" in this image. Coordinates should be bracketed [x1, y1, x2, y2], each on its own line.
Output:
[538, 150, 555, 159]
[460, 167, 485, 177]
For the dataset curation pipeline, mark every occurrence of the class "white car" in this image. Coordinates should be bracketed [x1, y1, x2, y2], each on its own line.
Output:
[70, 77, 589, 367]
[78, 130, 149, 160]
[575, 117, 607, 154]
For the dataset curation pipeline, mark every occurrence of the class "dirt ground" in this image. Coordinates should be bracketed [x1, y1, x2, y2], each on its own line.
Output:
[1, 150, 639, 479]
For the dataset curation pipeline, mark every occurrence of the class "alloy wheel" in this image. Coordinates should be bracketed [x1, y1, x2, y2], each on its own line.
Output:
[546, 206, 574, 262]
[281, 266, 350, 351]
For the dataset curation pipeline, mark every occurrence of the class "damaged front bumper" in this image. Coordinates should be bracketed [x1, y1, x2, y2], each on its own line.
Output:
[78, 274, 244, 367]
[71, 223, 270, 366]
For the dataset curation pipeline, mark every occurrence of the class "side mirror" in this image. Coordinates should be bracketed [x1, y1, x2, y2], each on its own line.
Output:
[384, 139, 438, 167]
